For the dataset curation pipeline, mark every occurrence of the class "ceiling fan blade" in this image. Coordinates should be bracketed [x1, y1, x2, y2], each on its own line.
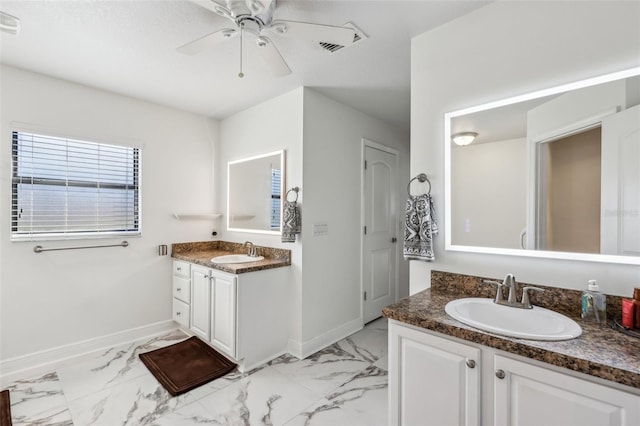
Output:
[255, 36, 291, 76]
[177, 28, 237, 55]
[268, 20, 356, 46]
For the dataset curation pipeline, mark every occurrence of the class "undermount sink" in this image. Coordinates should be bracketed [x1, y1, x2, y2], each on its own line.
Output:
[211, 254, 265, 264]
[445, 298, 582, 341]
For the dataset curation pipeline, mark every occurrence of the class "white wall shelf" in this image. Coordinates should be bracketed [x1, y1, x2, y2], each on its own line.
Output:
[172, 213, 222, 220]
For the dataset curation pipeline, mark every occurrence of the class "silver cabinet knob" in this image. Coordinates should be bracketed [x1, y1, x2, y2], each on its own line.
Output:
[495, 369, 505, 379]
[466, 359, 476, 369]
[391, 237, 398, 243]
[176, 312, 181, 316]
[177, 267, 182, 271]
[177, 288, 181, 292]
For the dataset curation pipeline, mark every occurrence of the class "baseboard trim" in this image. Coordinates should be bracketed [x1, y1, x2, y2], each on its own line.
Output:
[0, 320, 177, 386]
[290, 317, 363, 360]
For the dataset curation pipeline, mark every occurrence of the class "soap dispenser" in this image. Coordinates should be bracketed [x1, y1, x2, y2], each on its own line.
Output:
[581, 280, 607, 324]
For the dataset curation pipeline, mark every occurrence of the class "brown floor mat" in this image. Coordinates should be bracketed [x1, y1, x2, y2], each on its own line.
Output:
[0, 390, 11, 426]
[139, 336, 236, 396]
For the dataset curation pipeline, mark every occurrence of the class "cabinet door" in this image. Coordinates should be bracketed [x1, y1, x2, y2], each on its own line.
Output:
[211, 271, 237, 358]
[190, 265, 211, 341]
[389, 322, 481, 426]
[494, 355, 640, 426]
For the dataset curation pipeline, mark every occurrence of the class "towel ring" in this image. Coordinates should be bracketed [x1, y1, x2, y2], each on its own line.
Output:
[407, 173, 431, 196]
[286, 187, 300, 202]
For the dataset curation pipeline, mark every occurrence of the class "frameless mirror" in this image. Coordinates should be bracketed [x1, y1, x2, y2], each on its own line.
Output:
[445, 67, 640, 264]
[227, 150, 284, 234]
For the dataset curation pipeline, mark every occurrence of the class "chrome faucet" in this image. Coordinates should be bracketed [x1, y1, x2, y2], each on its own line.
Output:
[504, 273, 517, 303]
[483, 274, 544, 309]
[244, 241, 257, 257]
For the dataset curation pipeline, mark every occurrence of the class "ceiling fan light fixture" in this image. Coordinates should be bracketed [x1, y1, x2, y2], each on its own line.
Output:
[452, 132, 478, 146]
[271, 22, 287, 34]
[213, 5, 233, 20]
[249, 0, 264, 13]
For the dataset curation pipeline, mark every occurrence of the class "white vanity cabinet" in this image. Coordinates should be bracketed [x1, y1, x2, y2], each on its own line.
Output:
[186, 265, 237, 357]
[389, 321, 640, 426]
[172, 260, 289, 372]
[389, 321, 481, 426]
[209, 269, 237, 358]
[172, 260, 191, 328]
[190, 264, 212, 341]
[494, 355, 640, 426]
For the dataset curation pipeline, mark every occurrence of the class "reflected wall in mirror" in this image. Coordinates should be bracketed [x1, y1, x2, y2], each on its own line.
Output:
[227, 150, 284, 234]
[445, 67, 640, 264]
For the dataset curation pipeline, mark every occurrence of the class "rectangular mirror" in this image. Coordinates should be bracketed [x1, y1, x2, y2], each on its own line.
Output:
[445, 67, 640, 265]
[227, 150, 285, 234]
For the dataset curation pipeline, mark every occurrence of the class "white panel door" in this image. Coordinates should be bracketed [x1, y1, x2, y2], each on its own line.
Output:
[389, 323, 481, 426]
[494, 355, 640, 426]
[211, 271, 237, 358]
[190, 265, 211, 341]
[601, 105, 640, 256]
[363, 143, 398, 323]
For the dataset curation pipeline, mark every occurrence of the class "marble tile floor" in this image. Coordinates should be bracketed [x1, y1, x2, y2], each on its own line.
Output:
[5, 317, 388, 426]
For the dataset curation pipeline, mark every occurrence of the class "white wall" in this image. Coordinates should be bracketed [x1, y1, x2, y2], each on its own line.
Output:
[218, 88, 305, 350]
[218, 87, 409, 356]
[301, 88, 410, 344]
[0, 66, 217, 361]
[452, 138, 526, 249]
[410, 0, 640, 296]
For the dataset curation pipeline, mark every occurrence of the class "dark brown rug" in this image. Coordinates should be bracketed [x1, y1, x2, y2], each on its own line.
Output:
[0, 390, 11, 426]
[139, 336, 236, 396]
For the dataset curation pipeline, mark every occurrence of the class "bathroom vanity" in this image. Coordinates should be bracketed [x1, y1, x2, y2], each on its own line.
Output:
[171, 241, 291, 372]
[383, 271, 640, 426]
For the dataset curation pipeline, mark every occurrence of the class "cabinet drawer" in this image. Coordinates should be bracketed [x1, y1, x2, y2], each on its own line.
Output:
[173, 276, 191, 304]
[173, 260, 190, 278]
[173, 298, 190, 328]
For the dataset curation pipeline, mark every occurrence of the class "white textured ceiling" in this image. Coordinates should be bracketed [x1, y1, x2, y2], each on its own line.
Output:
[0, 0, 490, 131]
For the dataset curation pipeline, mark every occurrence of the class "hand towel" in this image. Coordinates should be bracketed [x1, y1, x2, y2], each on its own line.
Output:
[282, 200, 301, 243]
[403, 194, 438, 261]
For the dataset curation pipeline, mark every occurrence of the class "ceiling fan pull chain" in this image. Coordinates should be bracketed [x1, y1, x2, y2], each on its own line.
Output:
[238, 22, 245, 78]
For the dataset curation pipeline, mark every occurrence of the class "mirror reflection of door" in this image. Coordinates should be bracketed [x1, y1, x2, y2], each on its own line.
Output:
[601, 104, 640, 256]
[537, 127, 601, 253]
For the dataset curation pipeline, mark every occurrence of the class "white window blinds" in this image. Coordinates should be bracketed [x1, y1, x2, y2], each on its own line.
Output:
[11, 131, 141, 240]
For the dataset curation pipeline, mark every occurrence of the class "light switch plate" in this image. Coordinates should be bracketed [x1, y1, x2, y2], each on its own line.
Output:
[312, 223, 329, 236]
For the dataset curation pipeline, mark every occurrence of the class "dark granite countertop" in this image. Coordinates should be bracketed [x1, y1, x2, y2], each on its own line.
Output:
[171, 241, 290, 274]
[383, 271, 640, 390]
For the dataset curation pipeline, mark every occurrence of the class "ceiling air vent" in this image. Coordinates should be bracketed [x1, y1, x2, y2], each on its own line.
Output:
[319, 22, 367, 53]
[0, 11, 20, 35]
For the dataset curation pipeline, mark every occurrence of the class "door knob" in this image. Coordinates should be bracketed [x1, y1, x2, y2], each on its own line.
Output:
[495, 369, 505, 379]
[466, 359, 476, 369]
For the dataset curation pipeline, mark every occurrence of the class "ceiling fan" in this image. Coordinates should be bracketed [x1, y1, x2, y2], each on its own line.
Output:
[178, 0, 357, 77]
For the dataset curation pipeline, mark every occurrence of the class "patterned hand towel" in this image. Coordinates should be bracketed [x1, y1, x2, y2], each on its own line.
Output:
[403, 194, 438, 261]
[282, 200, 301, 243]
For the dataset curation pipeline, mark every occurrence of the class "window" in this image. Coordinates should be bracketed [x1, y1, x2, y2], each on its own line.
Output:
[11, 131, 140, 240]
[270, 168, 281, 230]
